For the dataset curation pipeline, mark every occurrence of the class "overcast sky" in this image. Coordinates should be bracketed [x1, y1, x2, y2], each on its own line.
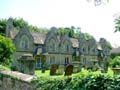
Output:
[0, 0, 120, 47]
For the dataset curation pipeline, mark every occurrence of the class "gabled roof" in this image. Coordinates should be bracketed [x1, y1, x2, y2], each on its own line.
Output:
[9, 30, 46, 44]
[9, 30, 86, 48]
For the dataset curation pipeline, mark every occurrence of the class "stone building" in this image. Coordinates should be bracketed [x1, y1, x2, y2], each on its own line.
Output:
[5, 18, 111, 72]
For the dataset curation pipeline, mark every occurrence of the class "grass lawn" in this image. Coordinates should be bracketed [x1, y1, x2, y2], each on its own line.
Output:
[35, 70, 65, 79]
[35, 67, 114, 78]
[0, 65, 10, 71]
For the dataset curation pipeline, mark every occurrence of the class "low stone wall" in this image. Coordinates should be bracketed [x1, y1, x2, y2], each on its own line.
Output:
[0, 70, 35, 90]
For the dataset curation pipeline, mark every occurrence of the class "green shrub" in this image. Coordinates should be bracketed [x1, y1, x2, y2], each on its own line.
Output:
[111, 56, 120, 68]
[32, 70, 120, 90]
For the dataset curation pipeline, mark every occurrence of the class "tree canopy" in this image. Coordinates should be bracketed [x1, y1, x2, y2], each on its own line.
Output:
[0, 35, 15, 64]
[0, 18, 82, 38]
[0, 19, 7, 36]
[57, 26, 81, 38]
[0, 17, 50, 36]
[84, 33, 93, 40]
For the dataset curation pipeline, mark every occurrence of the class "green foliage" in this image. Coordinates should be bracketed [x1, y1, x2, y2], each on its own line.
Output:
[12, 18, 50, 34]
[12, 18, 28, 30]
[73, 27, 81, 38]
[111, 53, 120, 59]
[57, 26, 81, 38]
[0, 17, 96, 40]
[57, 27, 75, 37]
[107, 41, 112, 49]
[57, 27, 66, 36]
[0, 35, 15, 64]
[0, 17, 50, 35]
[0, 19, 7, 36]
[84, 33, 93, 40]
[0, 65, 10, 71]
[115, 18, 120, 32]
[0, 17, 83, 38]
[111, 56, 120, 68]
[32, 70, 120, 90]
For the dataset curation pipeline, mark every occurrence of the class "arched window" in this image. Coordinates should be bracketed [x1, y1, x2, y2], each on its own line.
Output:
[49, 39, 56, 51]
[64, 40, 70, 52]
[65, 45, 69, 52]
[20, 35, 29, 49]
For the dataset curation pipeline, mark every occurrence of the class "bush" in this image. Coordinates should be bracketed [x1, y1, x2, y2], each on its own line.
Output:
[111, 56, 120, 68]
[32, 71, 120, 90]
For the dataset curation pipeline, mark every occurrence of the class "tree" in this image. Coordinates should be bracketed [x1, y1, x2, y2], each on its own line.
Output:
[84, 33, 93, 40]
[114, 18, 120, 32]
[69, 26, 75, 37]
[57, 27, 66, 36]
[87, 0, 109, 6]
[13, 18, 28, 30]
[0, 35, 15, 64]
[0, 19, 7, 36]
[0, 17, 50, 35]
[111, 56, 120, 68]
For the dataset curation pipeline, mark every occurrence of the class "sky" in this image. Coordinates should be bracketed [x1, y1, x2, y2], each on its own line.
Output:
[0, 0, 120, 47]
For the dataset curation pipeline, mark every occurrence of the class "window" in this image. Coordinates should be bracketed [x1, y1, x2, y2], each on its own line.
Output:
[20, 35, 29, 49]
[65, 45, 69, 52]
[20, 40, 28, 48]
[49, 39, 56, 51]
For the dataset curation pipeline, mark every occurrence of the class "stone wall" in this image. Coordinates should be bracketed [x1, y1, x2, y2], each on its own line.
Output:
[0, 70, 35, 90]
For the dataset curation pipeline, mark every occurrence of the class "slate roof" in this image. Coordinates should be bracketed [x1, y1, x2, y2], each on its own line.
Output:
[9, 30, 110, 50]
[31, 32, 46, 44]
[9, 30, 46, 44]
[111, 47, 120, 54]
[9, 30, 18, 39]
[9, 30, 79, 47]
